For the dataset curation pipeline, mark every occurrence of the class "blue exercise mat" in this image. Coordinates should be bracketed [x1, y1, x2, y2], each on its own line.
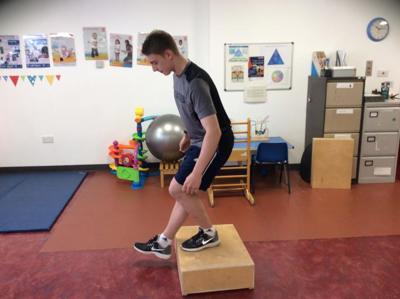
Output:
[0, 171, 87, 233]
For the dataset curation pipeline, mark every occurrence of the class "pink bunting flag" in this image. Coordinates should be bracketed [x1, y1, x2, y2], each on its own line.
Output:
[56, 75, 61, 81]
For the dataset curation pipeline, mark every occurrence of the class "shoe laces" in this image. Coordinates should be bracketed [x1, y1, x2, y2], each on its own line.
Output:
[147, 235, 159, 246]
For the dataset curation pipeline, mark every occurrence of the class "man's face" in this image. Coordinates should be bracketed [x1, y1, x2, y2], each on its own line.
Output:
[147, 51, 173, 75]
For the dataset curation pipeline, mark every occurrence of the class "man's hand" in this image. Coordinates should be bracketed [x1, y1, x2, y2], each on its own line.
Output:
[182, 172, 201, 195]
[179, 134, 191, 153]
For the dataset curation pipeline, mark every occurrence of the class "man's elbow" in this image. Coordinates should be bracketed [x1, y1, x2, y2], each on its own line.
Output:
[214, 126, 222, 139]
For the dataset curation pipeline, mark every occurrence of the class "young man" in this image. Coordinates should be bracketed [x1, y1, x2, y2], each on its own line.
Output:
[133, 30, 234, 260]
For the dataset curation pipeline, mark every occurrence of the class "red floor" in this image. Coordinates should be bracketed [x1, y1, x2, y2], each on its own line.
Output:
[1, 170, 400, 298]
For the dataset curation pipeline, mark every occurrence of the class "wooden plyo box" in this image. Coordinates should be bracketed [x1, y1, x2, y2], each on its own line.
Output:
[175, 224, 254, 296]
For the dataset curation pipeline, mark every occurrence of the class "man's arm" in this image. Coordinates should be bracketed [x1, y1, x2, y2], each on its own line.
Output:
[182, 114, 221, 194]
[192, 115, 221, 176]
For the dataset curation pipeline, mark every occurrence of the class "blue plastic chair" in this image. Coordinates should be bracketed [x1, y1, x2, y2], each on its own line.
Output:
[253, 142, 291, 194]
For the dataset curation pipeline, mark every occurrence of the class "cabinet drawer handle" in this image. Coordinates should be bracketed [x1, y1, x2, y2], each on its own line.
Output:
[369, 111, 379, 118]
[364, 160, 374, 167]
[367, 136, 376, 142]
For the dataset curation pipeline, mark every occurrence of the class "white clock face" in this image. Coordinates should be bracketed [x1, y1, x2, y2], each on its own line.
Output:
[368, 18, 389, 41]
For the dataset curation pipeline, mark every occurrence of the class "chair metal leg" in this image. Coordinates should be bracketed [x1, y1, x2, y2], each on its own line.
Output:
[285, 163, 291, 194]
[279, 163, 283, 183]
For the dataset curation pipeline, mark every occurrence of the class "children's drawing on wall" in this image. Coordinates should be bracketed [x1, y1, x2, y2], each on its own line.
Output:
[23, 34, 50, 68]
[50, 33, 76, 66]
[0, 35, 22, 69]
[83, 27, 108, 60]
[173, 35, 188, 58]
[137, 33, 149, 66]
[248, 56, 264, 79]
[231, 65, 244, 83]
[110, 34, 132, 67]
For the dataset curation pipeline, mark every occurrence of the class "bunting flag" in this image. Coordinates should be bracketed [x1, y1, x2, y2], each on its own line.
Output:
[46, 75, 55, 86]
[27, 75, 37, 86]
[10, 76, 19, 87]
[0, 74, 60, 87]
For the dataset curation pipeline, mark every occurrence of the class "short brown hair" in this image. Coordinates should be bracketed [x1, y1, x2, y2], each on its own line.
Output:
[141, 30, 179, 56]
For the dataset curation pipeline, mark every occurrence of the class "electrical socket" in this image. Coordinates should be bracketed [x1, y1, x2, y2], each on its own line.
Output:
[42, 136, 54, 143]
[377, 70, 389, 77]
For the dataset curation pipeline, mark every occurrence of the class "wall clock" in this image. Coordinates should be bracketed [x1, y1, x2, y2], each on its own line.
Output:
[367, 17, 389, 42]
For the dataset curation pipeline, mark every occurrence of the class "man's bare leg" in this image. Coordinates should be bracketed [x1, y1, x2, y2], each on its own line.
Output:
[162, 178, 212, 239]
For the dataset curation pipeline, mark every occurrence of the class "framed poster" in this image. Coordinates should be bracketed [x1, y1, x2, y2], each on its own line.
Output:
[24, 34, 50, 68]
[0, 35, 22, 69]
[50, 32, 76, 66]
[83, 27, 108, 60]
[224, 42, 293, 91]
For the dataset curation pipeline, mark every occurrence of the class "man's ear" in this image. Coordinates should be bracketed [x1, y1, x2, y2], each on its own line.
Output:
[164, 49, 174, 60]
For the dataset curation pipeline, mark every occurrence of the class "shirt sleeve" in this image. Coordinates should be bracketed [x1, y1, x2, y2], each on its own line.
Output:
[190, 78, 216, 120]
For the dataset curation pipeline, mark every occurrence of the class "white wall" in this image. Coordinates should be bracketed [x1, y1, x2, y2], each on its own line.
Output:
[1, 0, 399, 167]
[0, 0, 209, 166]
[209, 0, 400, 163]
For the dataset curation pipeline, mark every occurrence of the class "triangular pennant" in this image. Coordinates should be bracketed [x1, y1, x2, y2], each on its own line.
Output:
[10, 76, 19, 87]
[27, 75, 37, 86]
[20, 75, 26, 81]
[3, 76, 8, 82]
[46, 75, 55, 86]
[38, 75, 44, 81]
[56, 75, 61, 81]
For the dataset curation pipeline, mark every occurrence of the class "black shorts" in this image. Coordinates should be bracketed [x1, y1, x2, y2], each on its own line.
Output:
[175, 128, 234, 191]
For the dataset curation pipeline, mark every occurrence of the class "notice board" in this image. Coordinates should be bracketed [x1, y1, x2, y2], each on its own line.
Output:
[224, 42, 293, 91]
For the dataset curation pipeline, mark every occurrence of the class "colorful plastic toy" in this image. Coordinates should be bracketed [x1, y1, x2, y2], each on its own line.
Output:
[108, 107, 156, 190]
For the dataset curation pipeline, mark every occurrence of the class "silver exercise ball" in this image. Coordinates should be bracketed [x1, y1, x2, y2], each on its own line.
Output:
[146, 114, 185, 161]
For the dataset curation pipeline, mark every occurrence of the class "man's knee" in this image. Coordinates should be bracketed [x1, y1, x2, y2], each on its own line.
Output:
[169, 179, 184, 200]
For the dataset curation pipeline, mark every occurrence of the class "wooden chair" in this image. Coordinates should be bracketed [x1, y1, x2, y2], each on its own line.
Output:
[207, 119, 255, 207]
[159, 161, 180, 188]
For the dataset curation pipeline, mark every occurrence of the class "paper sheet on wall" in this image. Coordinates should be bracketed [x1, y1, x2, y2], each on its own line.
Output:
[243, 81, 267, 103]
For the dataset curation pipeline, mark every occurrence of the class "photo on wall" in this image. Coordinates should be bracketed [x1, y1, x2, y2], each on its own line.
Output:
[0, 35, 22, 69]
[248, 56, 264, 79]
[137, 33, 189, 66]
[50, 32, 76, 66]
[173, 35, 188, 58]
[137, 33, 149, 66]
[231, 65, 244, 82]
[110, 33, 132, 68]
[23, 34, 50, 68]
[83, 27, 108, 60]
